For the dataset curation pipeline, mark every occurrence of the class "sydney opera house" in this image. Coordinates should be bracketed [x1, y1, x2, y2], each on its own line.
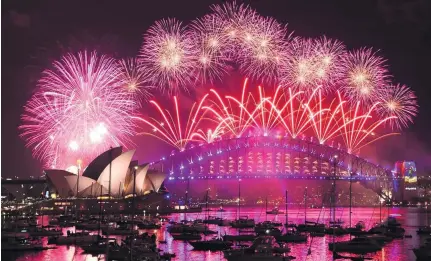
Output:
[45, 147, 167, 198]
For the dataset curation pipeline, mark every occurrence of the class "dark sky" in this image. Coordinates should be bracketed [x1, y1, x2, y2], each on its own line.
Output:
[2, 0, 431, 178]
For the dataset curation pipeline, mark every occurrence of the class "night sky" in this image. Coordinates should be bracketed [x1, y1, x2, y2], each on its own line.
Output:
[2, 0, 431, 178]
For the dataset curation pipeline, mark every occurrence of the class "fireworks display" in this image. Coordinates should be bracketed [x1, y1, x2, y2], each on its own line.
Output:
[339, 48, 389, 105]
[118, 58, 152, 104]
[135, 95, 209, 151]
[20, 2, 418, 169]
[139, 18, 196, 92]
[139, 78, 402, 154]
[377, 84, 418, 129]
[20, 51, 138, 168]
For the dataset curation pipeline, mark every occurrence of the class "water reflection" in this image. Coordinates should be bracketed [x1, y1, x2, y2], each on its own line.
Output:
[5, 207, 428, 261]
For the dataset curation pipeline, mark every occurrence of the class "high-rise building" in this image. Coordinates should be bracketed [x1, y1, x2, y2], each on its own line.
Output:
[393, 161, 418, 202]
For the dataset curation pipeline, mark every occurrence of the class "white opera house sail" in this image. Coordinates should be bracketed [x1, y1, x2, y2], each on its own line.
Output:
[44, 147, 167, 198]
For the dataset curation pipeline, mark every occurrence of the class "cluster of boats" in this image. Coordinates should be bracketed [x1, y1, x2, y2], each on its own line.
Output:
[1, 214, 174, 261]
[3, 205, 429, 261]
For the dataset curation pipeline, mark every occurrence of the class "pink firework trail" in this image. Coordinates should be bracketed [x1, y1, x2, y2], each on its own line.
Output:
[203, 78, 261, 138]
[138, 78, 400, 155]
[135, 95, 209, 151]
[20, 51, 138, 168]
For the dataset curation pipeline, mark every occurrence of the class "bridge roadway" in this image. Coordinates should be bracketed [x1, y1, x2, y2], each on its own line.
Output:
[5, 175, 424, 184]
[1, 174, 381, 186]
[167, 174, 379, 181]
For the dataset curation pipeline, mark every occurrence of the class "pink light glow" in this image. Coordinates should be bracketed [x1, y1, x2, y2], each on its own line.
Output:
[20, 51, 138, 168]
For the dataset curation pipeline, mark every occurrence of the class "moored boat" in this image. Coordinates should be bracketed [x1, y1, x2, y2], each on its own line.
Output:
[328, 237, 382, 254]
[417, 226, 431, 235]
[296, 221, 325, 233]
[189, 237, 233, 250]
[29, 227, 62, 237]
[266, 208, 284, 215]
[230, 216, 255, 228]
[275, 228, 307, 243]
[171, 232, 201, 240]
[223, 236, 295, 261]
[49, 232, 100, 245]
[2, 237, 52, 251]
[203, 216, 230, 226]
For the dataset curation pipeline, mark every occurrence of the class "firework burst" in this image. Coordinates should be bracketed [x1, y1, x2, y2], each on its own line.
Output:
[139, 18, 196, 92]
[311, 36, 346, 89]
[118, 58, 152, 104]
[237, 16, 289, 82]
[210, 1, 258, 41]
[189, 14, 231, 84]
[280, 37, 345, 93]
[340, 48, 389, 106]
[280, 38, 318, 93]
[20, 51, 138, 168]
[377, 84, 418, 129]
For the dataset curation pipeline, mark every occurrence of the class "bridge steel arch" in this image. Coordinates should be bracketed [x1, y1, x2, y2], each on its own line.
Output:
[153, 136, 393, 198]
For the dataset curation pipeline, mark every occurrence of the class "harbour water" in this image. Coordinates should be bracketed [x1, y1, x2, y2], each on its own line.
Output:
[2, 206, 429, 261]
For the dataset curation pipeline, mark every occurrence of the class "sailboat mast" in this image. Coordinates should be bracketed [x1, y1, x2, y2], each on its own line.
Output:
[350, 168, 352, 229]
[98, 184, 102, 237]
[304, 187, 307, 223]
[349, 165, 353, 240]
[130, 166, 137, 260]
[266, 197, 268, 221]
[285, 190, 288, 226]
[206, 189, 209, 221]
[238, 179, 241, 219]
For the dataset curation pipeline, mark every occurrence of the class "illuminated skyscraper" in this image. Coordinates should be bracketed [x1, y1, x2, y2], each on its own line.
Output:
[393, 161, 418, 202]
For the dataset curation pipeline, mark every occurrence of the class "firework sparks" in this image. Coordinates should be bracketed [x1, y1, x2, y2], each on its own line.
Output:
[312, 36, 346, 89]
[139, 18, 196, 92]
[337, 92, 398, 153]
[20, 51, 138, 168]
[377, 84, 418, 129]
[280, 38, 318, 93]
[138, 78, 401, 154]
[191, 121, 226, 144]
[340, 48, 389, 106]
[135, 95, 209, 151]
[20, 2, 418, 168]
[236, 16, 288, 82]
[118, 58, 152, 103]
[280, 37, 345, 93]
[203, 78, 261, 138]
[210, 1, 258, 43]
[189, 14, 230, 83]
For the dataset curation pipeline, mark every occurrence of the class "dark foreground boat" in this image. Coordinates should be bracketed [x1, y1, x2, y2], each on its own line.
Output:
[329, 237, 382, 254]
[223, 236, 294, 261]
[275, 229, 308, 243]
[171, 232, 201, 240]
[189, 238, 233, 251]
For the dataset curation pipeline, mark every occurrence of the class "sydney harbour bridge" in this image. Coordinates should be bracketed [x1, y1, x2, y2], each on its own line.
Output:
[153, 135, 393, 199]
[2, 135, 396, 202]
